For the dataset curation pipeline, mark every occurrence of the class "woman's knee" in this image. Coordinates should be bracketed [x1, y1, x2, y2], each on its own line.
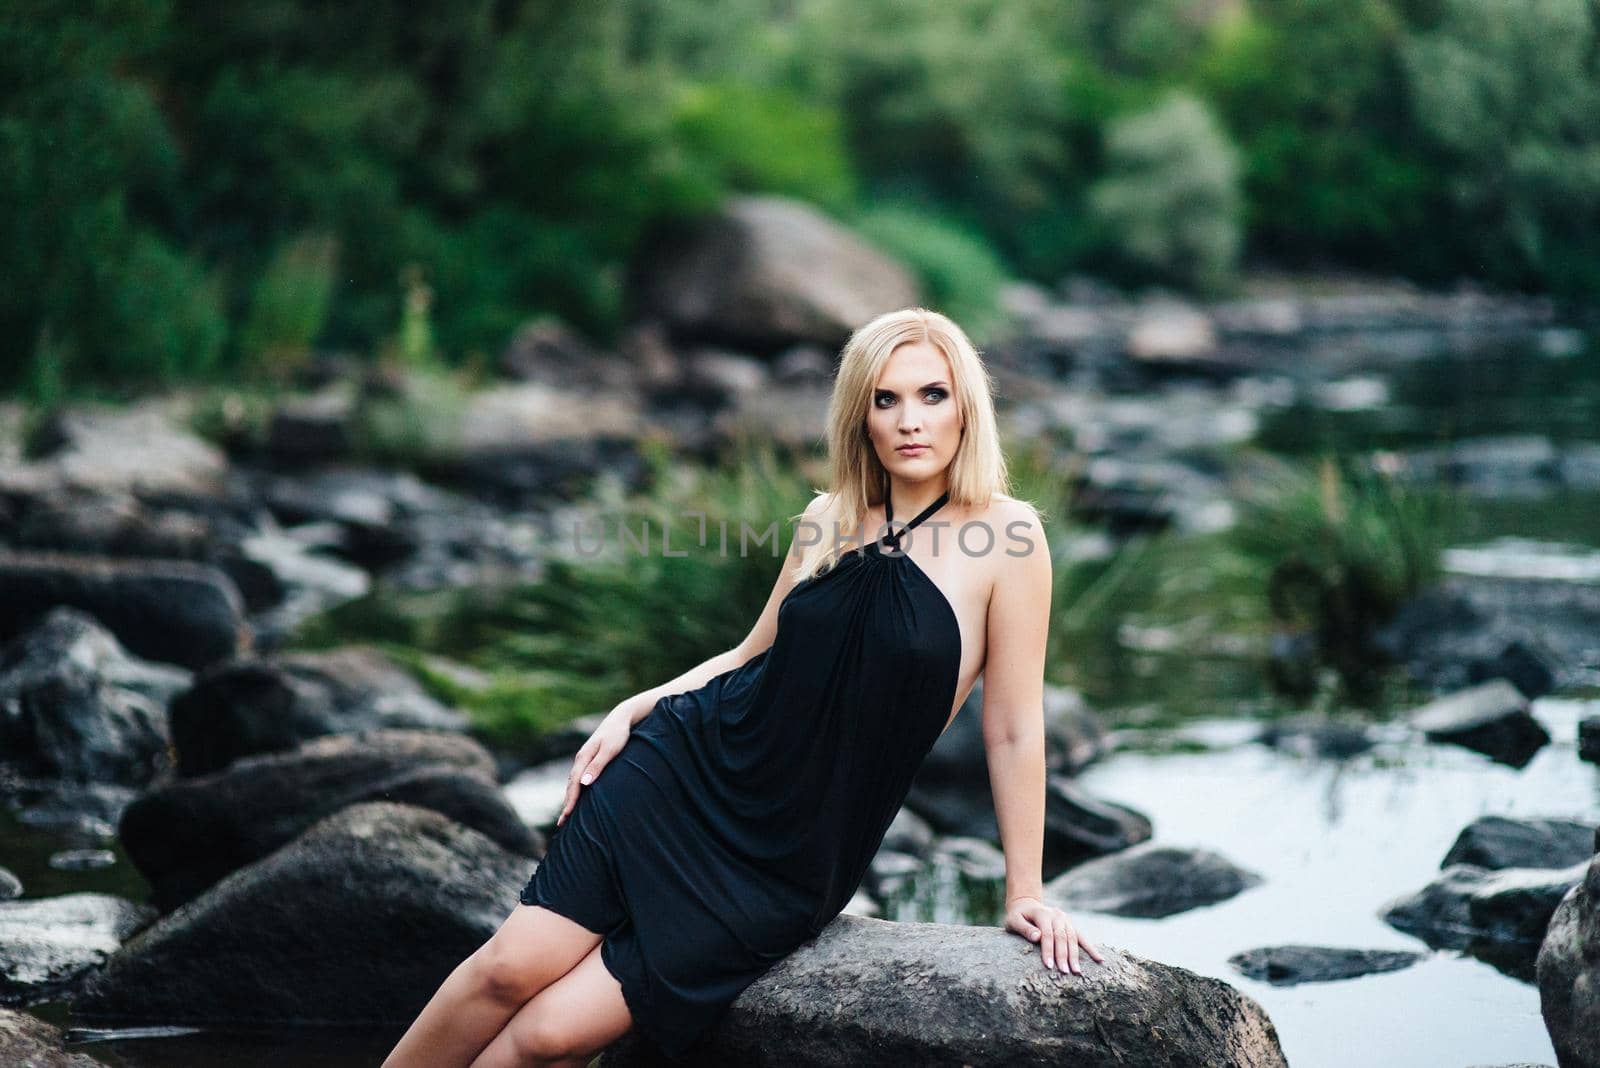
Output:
[507, 1006, 593, 1064]
[469, 936, 547, 1006]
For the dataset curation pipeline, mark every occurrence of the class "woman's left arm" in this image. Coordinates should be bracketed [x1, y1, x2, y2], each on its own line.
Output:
[981, 503, 1105, 976]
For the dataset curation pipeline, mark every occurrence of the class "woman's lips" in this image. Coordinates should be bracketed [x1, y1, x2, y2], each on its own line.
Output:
[897, 445, 929, 454]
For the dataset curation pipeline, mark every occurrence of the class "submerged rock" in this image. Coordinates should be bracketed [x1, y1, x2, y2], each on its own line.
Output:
[1045, 843, 1264, 919]
[1382, 861, 1587, 977]
[1227, 944, 1426, 986]
[601, 913, 1288, 1067]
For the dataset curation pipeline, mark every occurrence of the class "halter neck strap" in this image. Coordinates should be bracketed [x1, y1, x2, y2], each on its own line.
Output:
[882, 486, 951, 549]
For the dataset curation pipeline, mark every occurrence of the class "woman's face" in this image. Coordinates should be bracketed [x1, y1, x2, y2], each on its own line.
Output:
[865, 339, 963, 483]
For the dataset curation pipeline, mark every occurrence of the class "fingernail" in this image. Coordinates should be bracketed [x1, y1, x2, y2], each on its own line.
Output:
[581, 774, 592, 784]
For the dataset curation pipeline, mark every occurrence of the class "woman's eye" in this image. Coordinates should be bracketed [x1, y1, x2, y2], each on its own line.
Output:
[924, 388, 947, 402]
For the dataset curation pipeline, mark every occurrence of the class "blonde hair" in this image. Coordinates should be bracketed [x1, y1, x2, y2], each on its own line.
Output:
[788, 307, 1015, 582]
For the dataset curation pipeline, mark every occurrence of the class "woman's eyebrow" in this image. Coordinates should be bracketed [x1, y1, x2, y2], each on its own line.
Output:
[876, 380, 950, 392]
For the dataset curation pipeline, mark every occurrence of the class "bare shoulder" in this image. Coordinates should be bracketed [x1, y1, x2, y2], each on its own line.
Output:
[976, 495, 1048, 594]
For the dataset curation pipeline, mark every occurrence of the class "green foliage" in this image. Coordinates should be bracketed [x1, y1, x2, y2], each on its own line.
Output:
[1087, 91, 1242, 292]
[671, 80, 858, 212]
[237, 233, 339, 379]
[1400, 0, 1600, 292]
[1196, 0, 1447, 275]
[848, 203, 1010, 343]
[1230, 452, 1459, 701]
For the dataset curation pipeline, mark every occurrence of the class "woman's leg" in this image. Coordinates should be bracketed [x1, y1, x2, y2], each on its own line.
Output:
[380, 904, 603, 1068]
[465, 938, 633, 1068]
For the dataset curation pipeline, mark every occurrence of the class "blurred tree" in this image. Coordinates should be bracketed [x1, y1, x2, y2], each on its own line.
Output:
[1196, 0, 1449, 276]
[0, 0, 227, 394]
[1401, 0, 1600, 292]
[1087, 91, 1242, 292]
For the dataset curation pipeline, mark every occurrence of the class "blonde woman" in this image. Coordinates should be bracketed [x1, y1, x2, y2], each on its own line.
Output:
[383, 307, 1103, 1067]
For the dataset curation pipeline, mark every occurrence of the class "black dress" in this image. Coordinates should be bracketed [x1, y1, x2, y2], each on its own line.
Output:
[520, 487, 962, 1058]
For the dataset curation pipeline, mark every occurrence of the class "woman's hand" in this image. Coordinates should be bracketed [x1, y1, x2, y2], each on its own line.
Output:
[554, 708, 635, 828]
[1004, 895, 1105, 976]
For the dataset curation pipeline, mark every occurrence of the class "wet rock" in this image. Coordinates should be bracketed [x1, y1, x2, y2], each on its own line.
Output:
[0, 607, 182, 786]
[0, 1006, 102, 1065]
[121, 729, 528, 911]
[1045, 843, 1263, 919]
[0, 403, 226, 502]
[1375, 575, 1600, 695]
[0, 893, 154, 1006]
[627, 194, 920, 354]
[1442, 816, 1597, 871]
[1381, 861, 1587, 965]
[1407, 679, 1550, 768]
[0, 551, 248, 671]
[1125, 304, 1219, 366]
[499, 316, 636, 391]
[907, 768, 1152, 874]
[71, 802, 530, 1026]
[1580, 717, 1600, 766]
[264, 388, 355, 466]
[168, 646, 468, 775]
[1537, 852, 1600, 1068]
[1227, 944, 1426, 986]
[442, 382, 646, 505]
[601, 913, 1288, 1067]
[0, 870, 19, 901]
[11, 491, 215, 561]
[1255, 713, 1377, 759]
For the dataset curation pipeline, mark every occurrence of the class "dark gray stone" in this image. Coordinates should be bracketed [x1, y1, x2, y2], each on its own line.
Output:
[600, 913, 1287, 1067]
[120, 728, 531, 911]
[168, 645, 468, 776]
[1227, 944, 1426, 986]
[1537, 852, 1599, 1068]
[71, 802, 531, 1027]
[1045, 843, 1263, 919]
[1443, 816, 1598, 872]
[0, 550, 247, 670]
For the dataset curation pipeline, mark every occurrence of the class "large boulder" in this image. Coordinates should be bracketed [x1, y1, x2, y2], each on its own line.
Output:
[0, 551, 248, 671]
[71, 802, 531, 1026]
[627, 194, 921, 353]
[1537, 845, 1600, 1068]
[119, 729, 534, 911]
[601, 913, 1287, 1067]
[0, 607, 188, 785]
[168, 646, 468, 775]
